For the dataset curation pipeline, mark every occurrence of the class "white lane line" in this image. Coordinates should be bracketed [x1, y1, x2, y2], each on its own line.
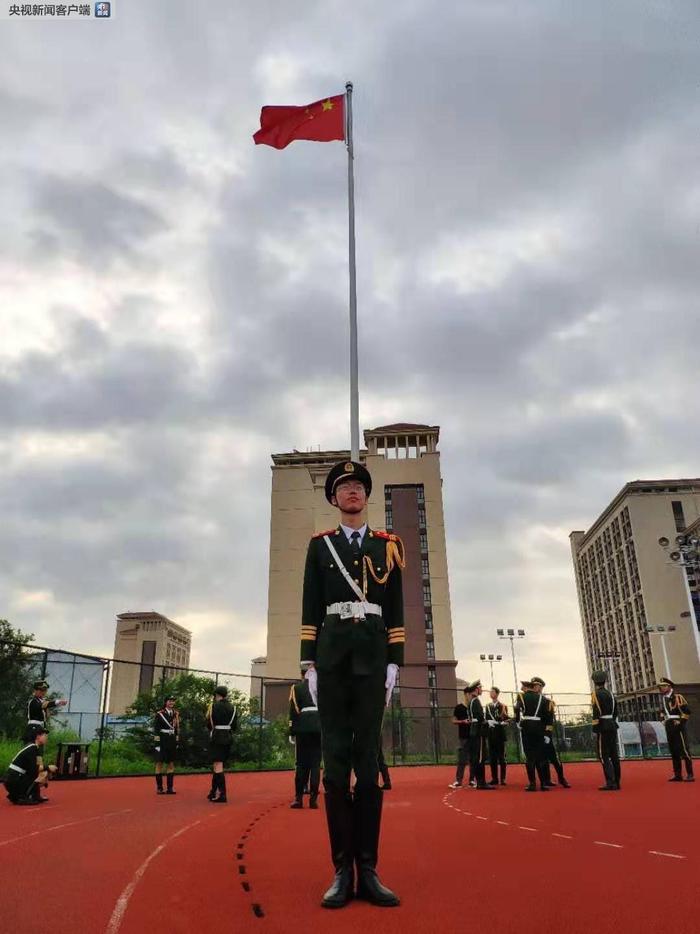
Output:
[496, 821, 510, 826]
[595, 841, 623, 849]
[106, 818, 203, 934]
[649, 850, 686, 860]
[552, 833, 573, 840]
[519, 826, 538, 832]
[475, 816, 488, 821]
[0, 809, 132, 849]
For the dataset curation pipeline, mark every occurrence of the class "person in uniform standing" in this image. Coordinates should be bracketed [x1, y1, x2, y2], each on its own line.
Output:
[153, 695, 179, 795]
[4, 726, 56, 805]
[466, 680, 494, 790]
[591, 670, 621, 791]
[449, 686, 472, 788]
[535, 681, 570, 789]
[301, 460, 405, 909]
[659, 677, 694, 782]
[289, 668, 322, 809]
[514, 680, 549, 791]
[207, 685, 238, 802]
[485, 687, 508, 786]
[26, 680, 67, 738]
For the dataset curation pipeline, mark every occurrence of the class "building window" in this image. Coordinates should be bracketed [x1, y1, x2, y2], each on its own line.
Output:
[423, 583, 432, 605]
[417, 486, 425, 504]
[420, 531, 428, 552]
[418, 506, 426, 528]
[671, 501, 686, 533]
[421, 557, 430, 577]
[426, 640, 435, 659]
[425, 611, 433, 631]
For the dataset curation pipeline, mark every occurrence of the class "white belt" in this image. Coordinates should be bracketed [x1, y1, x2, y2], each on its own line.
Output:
[27, 719, 44, 726]
[600, 715, 614, 719]
[214, 725, 231, 730]
[327, 601, 382, 619]
[160, 729, 175, 734]
[665, 715, 680, 720]
[9, 763, 26, 774]
[301, 706, 318, 712]
[521, 716, 541, 721]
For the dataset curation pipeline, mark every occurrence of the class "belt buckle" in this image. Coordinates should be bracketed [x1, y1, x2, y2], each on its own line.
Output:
[339, 602, 354, 620]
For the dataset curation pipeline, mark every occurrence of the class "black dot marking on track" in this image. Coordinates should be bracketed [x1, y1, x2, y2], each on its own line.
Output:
[242, 882, 251, 892]
[252, 904, 265, 918]
[238, 865, 247, 875]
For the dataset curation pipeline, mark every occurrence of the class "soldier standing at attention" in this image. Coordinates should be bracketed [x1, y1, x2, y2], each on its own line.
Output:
[4, 726, 56, 805]
[659, 677, 694, 782]
[301, 460, 405, 909]
[289, 668, 322, 809]
[485, 687, 508, 786]
[466, 680, 493, 790]
[153, 695, 179, 796]
[207, 685, 238, 802]
[591, 670, 621, 791]
[514, 680, 549, 791]
[449, 687, 471, 788]
[536, 682, 570, 789]
[26, 680, 67, 738]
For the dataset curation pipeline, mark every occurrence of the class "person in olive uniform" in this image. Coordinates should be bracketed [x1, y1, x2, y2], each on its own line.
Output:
[153, 695, 179, 795]
[485, 687, 508, 786]
[467, 680, 494, 790]
[207, 685, 238, 802]
[449, 687, 472, 788]
[591, 670, 621, 791]
[289, 669, 322, 809]
[514, 680, 549, 791]
[659, 677, 694, 782]
[301, 460, 405, 909]
[4, 726, 56, 805]
[535, 681, 570, 789]
[25, 680, 67, 739]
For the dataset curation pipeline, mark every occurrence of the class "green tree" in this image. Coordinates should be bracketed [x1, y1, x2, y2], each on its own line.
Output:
[0, 620, 37, 739]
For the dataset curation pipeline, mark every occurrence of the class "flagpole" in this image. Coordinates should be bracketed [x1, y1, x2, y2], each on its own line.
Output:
[345, 80, 360, 461]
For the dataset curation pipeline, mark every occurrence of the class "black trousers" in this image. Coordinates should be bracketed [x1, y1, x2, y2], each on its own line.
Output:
[596, 730, 621, 786]
[4, 772, 34, 802]
[317, 665, 385, 792]
[666, 722, 693, 778]
[544, 735, 566, 782]
[487, 727, 506, 781]
[521, 727, 546, 784]
[295, 733, 322, 797]
[469, 731, 488, 785]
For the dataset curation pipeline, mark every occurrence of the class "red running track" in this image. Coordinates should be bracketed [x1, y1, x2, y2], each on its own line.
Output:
[1, 762, 697, 934]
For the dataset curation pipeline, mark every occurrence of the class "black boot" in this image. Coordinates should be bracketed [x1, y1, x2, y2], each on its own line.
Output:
[354, 785, 400, 907]
[207, 773, 217, 801]
[489, 763, 499, 785]
[166, 773, 176, 795]
[214, 773, 227, 802]
[290, 796, 304, 809]
[525, 762, 537, 791]
[156, 773, 164, 795]
[537, 763, 550, 791]
[291, 771, 304, 808]
[500, 763, 507, 785]
[321, 789, 354, 909]
[599, 758, 615, 790]
[309, 792, 319, 809]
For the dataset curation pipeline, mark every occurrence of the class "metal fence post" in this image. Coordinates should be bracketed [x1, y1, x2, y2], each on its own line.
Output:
[95, 660, 111, 778]
[258, 676, 264, 770]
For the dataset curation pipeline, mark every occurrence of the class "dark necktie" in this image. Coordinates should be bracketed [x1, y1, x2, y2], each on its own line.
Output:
[350, 530, 361, 557]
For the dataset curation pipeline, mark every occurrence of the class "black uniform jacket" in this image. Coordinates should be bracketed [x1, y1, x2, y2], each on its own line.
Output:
[591, 688, 618, 733]
[661, 691, 691, 732]
[485, 701, 508, 728]
[288, 681, 321, 736]
[469, 697, 488, 736]
[27, 695, 56, 727]
[153, 708, 179, 739]
[300, 527, 405, 673]
[208, 699, 238, 746]
[5, 742, 40, 784]
[514, 690, 547, 732]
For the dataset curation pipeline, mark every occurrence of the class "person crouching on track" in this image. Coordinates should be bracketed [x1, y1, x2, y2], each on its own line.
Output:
[154, 695, 180, 795]
[207, 685, 238, 803]
[4, 726, 56, 805]
[289, 668, 322, 809]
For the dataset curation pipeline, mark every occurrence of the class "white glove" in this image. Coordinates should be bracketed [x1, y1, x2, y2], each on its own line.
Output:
[544, 736, 551, 744]
[385, 663, 399, 707]
[288, 736, 296, 745]
[304, 666, 318, 705]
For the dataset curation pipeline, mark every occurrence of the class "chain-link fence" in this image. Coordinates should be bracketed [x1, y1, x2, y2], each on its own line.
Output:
[0, 640, 696, 776]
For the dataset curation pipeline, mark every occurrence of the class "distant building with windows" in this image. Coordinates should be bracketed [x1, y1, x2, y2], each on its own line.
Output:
[109, 611, 192, 715]
[262, 423, 457, 728]
[570, 480, 700, 730]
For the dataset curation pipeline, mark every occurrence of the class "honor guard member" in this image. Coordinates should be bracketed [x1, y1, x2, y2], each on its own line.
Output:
[153, 696, 179, 795]
[591, 670, 621, 791]
[4, 726, 56, 805]
[207, 685, 238, 802]
[26, 680, 67, 738]
[514, 680, 549, 791]
[485, 687, 508, 786]
[659, 678, 694, 782]
[536, 682, 570, 789]
[449, 687, 472, 788]
[467, 680, 493, 789]
[289, 668, 322, 809]
[301, 460, 405, 909]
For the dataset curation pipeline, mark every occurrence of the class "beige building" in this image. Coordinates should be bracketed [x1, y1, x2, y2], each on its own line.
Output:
[110, 611, 192, 715]
[263, 423, 457, 719]
[570, 480, 700, 726]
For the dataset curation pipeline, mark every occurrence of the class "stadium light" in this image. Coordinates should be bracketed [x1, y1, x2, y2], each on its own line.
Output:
[496, 628, 526, 694]
[479, 652, 503, 685]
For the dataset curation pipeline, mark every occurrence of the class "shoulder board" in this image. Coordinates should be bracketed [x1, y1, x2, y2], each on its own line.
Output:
[372, 530, 399, 542]
[312, 528, 338, 539]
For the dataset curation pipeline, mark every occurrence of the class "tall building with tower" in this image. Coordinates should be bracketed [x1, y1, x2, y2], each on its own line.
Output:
[570, 479, 700, 728]
[110, 611, 192, 715]
[263, 423, 457, 721]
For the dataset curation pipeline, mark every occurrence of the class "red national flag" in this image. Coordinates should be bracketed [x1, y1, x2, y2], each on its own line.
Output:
[253, 94, 345, 150]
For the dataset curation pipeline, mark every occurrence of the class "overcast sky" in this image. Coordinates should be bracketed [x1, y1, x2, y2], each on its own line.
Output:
[2, 1, 699, 697]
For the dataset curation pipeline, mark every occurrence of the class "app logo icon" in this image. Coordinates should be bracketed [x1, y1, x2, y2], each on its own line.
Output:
[95, 2, 111, 16]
